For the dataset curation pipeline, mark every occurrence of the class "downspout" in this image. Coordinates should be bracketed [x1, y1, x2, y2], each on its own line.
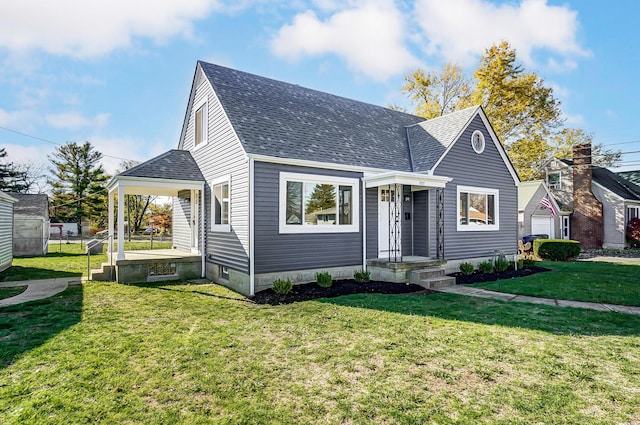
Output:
[200, 182, 205, 278]
[249, 157, 255, 296]
[361, 177, 366, 271]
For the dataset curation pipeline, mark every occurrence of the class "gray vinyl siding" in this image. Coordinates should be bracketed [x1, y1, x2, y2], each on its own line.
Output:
[182, 66, 250, 272]
[366, 188, 378, 259]
[413, 190, 428, 256]
[0, 198, 14, 271]
[172, 191, 191, 251]
[432, 115, 518, 259]
[254, 161, 363, 274]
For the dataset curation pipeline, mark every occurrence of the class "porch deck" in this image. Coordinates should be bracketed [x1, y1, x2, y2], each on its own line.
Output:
[367, 256, 451, 286]
[91, 249, 203, 283]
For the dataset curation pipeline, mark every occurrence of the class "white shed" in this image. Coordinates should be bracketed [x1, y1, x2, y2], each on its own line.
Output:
[0, 192, 18, 272]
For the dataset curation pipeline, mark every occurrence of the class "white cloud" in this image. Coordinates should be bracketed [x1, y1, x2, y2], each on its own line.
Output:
[0, 108, 39, 129]
[45, 112, 110, 130]
[0, 0, 222, 58]
[413, 0, 589, 68]
[90, 136, 174, 175]
[563, 112, 584, 127]
[270, 0, 419, 81]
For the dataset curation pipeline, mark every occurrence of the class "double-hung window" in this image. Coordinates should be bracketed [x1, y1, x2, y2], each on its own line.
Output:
[627, 205, 640, 224]
[194, 101, 207, 148]
[457, 185, 499, 231]
[212, 176, 230, 232]
[547, 171, 561, 190]
[279, 172, 359, 233]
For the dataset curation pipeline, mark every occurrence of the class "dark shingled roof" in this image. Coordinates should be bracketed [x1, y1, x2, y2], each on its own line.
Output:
[592, 167, 640, 201]
[618, 170, 640, 187]
[118, 150, 204, 181]
[200, 61, 444, 172]
[10, 193, 49, 218]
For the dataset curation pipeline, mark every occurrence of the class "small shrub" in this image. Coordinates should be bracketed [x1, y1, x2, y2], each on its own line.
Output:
[495, 258, 510, 273]
[316, 271, 333, 288]
[478, 260, 495, 274]
[459, 262, 475, 275]
[627, 217, 640, 248]
[534, 239, 581, 261]
[522, 258, 536, 268]
[353, 269, 371, 283]
[272, 278, 292, 295]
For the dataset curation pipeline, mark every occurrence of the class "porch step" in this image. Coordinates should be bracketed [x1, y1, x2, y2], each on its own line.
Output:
[409, 267, 446, 283]
[416, 276, 456, 289]
[90, 263, 116, 281]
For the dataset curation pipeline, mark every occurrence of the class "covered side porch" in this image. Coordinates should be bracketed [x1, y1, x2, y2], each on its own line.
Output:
[99, 150, 206, 283]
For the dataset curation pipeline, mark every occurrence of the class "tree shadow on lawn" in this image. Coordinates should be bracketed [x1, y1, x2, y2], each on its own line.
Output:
[0, 266, 81, 282]
[0, 286, 83, 369]
[317, 292, 640, 337]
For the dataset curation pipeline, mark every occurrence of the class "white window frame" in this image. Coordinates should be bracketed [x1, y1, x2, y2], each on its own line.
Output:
[627, 205, 640, 224]
[457, 185, 500, 232]
[547, 171, 561, 190]
[193, 97, 208, 150]
[471, 130, 485, 154]
[212, 175, 231, 232]
[279, 172, 359, 234]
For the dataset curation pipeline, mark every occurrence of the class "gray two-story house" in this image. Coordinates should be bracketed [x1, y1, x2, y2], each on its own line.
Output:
[107, 62, 519, 296]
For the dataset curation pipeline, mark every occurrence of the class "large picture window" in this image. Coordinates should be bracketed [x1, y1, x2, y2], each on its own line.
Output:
[279, 172, 359, 233]
[457, 185, 499, 231]
[212, 176, 230, 232]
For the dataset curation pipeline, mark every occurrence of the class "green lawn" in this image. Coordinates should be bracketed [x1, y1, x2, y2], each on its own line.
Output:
[474, 261, 640, 306]
[0, 241, 174, 282]
[1, 281, 640, 424]
[0, 286, 27, 300]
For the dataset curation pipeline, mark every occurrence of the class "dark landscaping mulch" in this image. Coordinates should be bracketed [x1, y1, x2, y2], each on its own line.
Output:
[449, 266, 551, 285]
[252, 279, 427, 305]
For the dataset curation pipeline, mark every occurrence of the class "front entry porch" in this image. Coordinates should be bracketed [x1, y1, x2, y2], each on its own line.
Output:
[90, 249, 202, 283]
[366, 256, 455, 288]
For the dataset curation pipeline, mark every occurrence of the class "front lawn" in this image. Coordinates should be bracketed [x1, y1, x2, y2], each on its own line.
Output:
[474, 261, 640, 306]
[1, 282, 640, 424]
[0, 241, 173, 282]
[0, 286, 27, 300]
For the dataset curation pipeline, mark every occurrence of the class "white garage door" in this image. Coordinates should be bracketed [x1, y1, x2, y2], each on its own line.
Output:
[531, 216, 554, 238]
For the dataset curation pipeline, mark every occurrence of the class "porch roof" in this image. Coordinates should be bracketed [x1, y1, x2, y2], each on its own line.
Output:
[363, 171, 451, 189]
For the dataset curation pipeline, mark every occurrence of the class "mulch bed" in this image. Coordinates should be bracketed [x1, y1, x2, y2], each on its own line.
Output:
[448, 266, 551, 285]
[252, 280, 426, 305]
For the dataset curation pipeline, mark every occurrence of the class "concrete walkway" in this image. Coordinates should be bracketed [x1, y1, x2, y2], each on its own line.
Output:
[0, 277, 82, 307]
[434, 285, 640, 315]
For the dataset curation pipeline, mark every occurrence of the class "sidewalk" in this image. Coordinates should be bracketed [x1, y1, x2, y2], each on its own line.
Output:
[0, 277, 82, 307]
[433, 285, 640, 315]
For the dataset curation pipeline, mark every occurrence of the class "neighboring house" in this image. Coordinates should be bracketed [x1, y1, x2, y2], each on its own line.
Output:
[107, 61, 520, 296]
[542, 144, 640, 249]
[0, 192, 18, 272]
[10, 193, 49, 256]
[517, 180, 564, 240]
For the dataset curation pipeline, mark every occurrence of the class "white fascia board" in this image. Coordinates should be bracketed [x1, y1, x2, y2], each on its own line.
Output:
[592, 180, 626, 202]
[108, 176, 204, 196]
[363, 171, 451, 189]
[0, 192, 18, 203]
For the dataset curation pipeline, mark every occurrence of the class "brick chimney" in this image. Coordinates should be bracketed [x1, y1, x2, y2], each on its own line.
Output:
[571, 143, 603, 248]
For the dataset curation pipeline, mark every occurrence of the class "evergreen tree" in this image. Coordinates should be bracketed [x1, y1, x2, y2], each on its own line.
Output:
[305, 184, 336, 214]
[48, 142, 109, 235]
[0, 148, 29, 192]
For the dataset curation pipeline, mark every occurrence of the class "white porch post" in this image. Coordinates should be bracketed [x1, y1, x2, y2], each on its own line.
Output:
[108, 189, 114, 254]
[117, 185, 125, 261]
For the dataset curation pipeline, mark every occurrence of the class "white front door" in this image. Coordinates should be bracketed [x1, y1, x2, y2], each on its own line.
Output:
[378, 186, 402, 258]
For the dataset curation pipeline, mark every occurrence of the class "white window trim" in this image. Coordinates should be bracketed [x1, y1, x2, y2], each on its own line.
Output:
[193, 96, 208, 150]
[279, 171, 360, 234]
[471, 130, 485, 154]
[212, 175, 231, 232]
[457, 185, 500, 232]
[547, 171, 562, 190]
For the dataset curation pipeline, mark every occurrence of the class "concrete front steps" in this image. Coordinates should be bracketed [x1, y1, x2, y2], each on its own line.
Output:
[409, 268, 456, 289]
[90, 263, 116, 281]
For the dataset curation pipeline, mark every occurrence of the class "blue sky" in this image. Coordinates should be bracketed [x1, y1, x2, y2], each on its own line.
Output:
[1, 0, 639, 177]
